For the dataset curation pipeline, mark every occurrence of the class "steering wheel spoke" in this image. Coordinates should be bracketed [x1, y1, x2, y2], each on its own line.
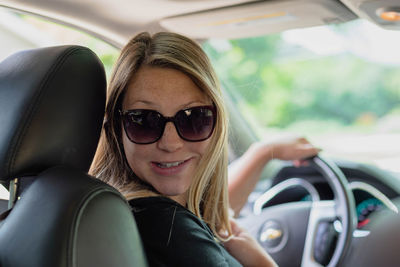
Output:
[302, 201, 337, 267]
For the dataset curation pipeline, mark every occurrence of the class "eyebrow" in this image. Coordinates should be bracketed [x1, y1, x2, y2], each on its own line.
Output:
[127, 100, 154, 106]
[181, 100, 211, 109]
[123, 99, 155, 109]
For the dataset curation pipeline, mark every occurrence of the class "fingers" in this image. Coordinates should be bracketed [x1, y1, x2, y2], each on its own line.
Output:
[293, 159, 310, 167]
[292, 142, 322, 167]
[229, 218, 244, 236]
[292, 145, 320, 162]
[277, 143, 320, 160]
[296, 137, 309, 144]
[298, 143, 321, 155]
[258, 135, 321, 161]
[219, 219, 243, 239]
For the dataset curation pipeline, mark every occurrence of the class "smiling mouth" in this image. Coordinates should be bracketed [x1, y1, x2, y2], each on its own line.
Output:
[155, 160, 188, 169]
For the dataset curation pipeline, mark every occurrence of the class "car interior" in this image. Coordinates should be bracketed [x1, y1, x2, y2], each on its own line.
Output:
[0, 0, 400, 266]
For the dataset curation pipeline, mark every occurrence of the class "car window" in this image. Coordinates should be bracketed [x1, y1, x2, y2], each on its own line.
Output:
[203, 19, 400, 174]
[0, 8, 119, 77]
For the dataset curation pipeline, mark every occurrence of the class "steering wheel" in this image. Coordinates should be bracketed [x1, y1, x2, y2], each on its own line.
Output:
[238, 156, 357, 267]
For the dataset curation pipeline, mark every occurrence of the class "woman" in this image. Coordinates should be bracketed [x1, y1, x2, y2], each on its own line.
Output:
[91, 31, 277, 266]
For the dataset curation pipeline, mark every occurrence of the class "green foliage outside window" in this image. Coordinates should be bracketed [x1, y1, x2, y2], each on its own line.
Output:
[203, 21, 400, 138]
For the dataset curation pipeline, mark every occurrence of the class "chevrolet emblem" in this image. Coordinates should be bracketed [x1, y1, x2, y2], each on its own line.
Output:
[260, 228, 283, 242]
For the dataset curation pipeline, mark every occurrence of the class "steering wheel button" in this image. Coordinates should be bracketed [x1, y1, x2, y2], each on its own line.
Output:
[313, 221, 338, 265]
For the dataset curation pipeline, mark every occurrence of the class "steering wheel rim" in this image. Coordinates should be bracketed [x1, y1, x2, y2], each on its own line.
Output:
[300, 156, 357, 267]
[248, 155, 357, 267]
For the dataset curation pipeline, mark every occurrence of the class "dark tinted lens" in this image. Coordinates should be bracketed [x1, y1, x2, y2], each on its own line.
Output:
[123, 110, 164, 144]
[175, 106, 215, 141]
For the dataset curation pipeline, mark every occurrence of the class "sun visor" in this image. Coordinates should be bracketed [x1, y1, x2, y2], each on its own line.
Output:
[160, 0, 357, 39]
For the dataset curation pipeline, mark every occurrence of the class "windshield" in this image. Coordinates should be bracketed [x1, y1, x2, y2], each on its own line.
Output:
[203, 19, 400, 173]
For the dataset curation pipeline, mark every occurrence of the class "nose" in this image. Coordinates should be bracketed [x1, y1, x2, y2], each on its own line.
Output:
[157, 122, 184, 152]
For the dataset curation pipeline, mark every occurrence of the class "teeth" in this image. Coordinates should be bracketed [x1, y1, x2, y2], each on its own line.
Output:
[157, 161, 184, 168]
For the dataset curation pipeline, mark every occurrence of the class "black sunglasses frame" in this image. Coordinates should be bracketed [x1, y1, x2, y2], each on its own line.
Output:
[120, 105, 217, 144]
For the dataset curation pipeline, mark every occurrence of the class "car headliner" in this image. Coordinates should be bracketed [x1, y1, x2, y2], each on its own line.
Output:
[0, 0, 398, 48]
[0, 0, 258, 47]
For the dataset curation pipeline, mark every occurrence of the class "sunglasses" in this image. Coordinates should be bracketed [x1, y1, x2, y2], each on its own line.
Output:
[120, 105, 216, 144]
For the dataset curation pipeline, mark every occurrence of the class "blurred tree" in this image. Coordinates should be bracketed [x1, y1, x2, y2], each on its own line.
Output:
[204, 33, 400, 132]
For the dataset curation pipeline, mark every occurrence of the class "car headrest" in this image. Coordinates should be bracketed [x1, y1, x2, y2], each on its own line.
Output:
[0, 45, 106, 182]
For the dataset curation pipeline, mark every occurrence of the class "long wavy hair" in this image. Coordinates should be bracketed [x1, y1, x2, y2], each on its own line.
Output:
[90, 32, 231, 239]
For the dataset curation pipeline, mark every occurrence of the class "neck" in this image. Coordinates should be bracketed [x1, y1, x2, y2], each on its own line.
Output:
[169, 193, 187, 207]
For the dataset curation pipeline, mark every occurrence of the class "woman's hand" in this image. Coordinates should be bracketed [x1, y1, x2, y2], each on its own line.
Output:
[253, 136, 320, 164]
[222, 219, 278, 267]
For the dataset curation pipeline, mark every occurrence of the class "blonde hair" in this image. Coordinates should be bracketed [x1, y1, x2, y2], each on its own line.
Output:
[90, 32, 231, 238]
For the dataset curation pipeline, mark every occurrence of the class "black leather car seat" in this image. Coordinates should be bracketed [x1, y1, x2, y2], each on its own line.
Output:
[0, 45, 147, 267]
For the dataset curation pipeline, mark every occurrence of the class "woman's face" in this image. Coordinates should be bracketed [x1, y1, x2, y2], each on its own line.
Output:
[121, 66, 212, 205]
